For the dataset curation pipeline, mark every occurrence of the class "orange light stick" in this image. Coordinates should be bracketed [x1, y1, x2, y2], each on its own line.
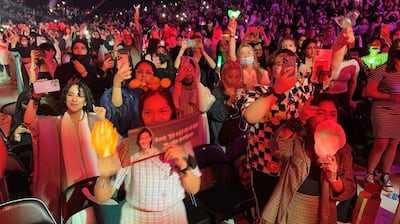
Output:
[91, 120, 118, 157]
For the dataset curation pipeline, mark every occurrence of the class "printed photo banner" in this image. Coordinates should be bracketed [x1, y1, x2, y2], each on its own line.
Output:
[120, 113, 200, 167]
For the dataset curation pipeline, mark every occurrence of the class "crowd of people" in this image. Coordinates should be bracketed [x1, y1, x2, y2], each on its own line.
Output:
[0, 0, 400, 223]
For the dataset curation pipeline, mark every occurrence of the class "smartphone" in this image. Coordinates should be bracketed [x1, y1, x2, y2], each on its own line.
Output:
[187, 39, 196, 47]
[281, 56, 297, 75]
[116, 53, 129, 69]
[380, 24, 390, 40]
[104, 52, 112, 60]
[33, 79, 61, 94]
[312, 49, 332, 82]
[216, 55, 222, 68]
[36, 36, 46, 45]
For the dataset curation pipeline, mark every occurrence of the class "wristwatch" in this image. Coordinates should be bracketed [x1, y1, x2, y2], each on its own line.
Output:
[177, 155, 198, 175]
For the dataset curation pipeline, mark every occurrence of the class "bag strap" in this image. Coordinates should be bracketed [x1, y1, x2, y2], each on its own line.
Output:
[0, 128, 11, 150]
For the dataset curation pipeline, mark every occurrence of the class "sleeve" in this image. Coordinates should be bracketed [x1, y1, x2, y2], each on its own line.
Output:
[197, 83, 216, 113]
[330, 144, 356, 201]
[268, 121, 302, 161]
[100, 87, 142, 137]
[207, 88, 231, 122]
[112, 166, 129, 189]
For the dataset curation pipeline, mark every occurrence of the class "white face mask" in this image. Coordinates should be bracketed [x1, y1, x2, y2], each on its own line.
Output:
[108, 41, 114, 46]
[240, 56, 254, 66]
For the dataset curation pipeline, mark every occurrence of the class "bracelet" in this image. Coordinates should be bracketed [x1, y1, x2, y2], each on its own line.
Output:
[113, 84, 122, 88]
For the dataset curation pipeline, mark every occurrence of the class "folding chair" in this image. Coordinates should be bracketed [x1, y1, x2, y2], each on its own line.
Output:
[193, 144, 255, 223]
[0, 197, 57, 224]
[60, 176, 98, 223]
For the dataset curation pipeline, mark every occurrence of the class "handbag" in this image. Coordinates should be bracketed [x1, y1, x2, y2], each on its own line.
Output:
[218, 102, 248, 146]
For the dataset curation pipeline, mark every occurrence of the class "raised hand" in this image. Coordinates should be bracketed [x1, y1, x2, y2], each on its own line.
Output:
[162, 143, 186, 168]
[113, 62, 132, 85]
[72, 60, 87, 77]
[273, 67, 298, 94]
[93, 105, 106, 121]
[134, 4, 140, 12]
[298, 96, 318, 123]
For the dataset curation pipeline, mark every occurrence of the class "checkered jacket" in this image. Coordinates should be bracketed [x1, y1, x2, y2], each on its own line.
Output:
[243, 78, 313, 176]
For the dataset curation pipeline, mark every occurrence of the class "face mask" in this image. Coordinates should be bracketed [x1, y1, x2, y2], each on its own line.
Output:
[157, 53, 168, 64]
[240, 56, 254, 66]
[393, 50, 400, 59]
[71, 54, 90, 65]
[108, 41, 114, 46]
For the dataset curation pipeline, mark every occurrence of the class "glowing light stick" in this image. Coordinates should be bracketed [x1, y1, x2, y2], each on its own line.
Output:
[91, 120, 118, 157]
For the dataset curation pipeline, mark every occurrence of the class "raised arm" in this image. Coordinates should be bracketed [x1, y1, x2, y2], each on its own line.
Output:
[173, 39, 188, 69]
[227, 18, 238, 62]
[198, 41, 216, 69]
[111, 63, 132, 107]
[244, 68, 297, 124]
[134, 5, 141, 33]
[331, 28, 355, 79]
[94, 153, 119, 203]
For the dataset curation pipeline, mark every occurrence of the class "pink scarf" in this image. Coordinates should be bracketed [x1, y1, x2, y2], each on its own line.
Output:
[61, 111, 99, 188]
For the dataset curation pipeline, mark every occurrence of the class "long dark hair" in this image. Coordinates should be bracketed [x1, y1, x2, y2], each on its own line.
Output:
[60, 82, 95, 113]
[386, 39, 400, 73]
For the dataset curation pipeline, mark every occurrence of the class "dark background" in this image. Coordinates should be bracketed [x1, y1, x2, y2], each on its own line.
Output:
[25, 0, 146, 9]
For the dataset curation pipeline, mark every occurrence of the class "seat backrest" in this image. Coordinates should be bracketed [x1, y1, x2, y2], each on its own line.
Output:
[194, 144, 232, 190]
[0, 102, 16, 115]
[61, 176, 98, 223]
[6, 152, 28, 173]
[0, 197, 57, 224]
[193, 144, 230, 169]
[231, 133, 248, 161]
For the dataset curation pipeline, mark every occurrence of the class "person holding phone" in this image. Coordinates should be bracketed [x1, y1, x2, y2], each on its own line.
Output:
[27, 43, 61, 115]
[208, 60, 245, 146]
[113, 6, 142, 68]
[174, 35, 217, 89]
[243, 48, 313, 217]
[54, 39, 114, 107]
[100, 60, 157, 137]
